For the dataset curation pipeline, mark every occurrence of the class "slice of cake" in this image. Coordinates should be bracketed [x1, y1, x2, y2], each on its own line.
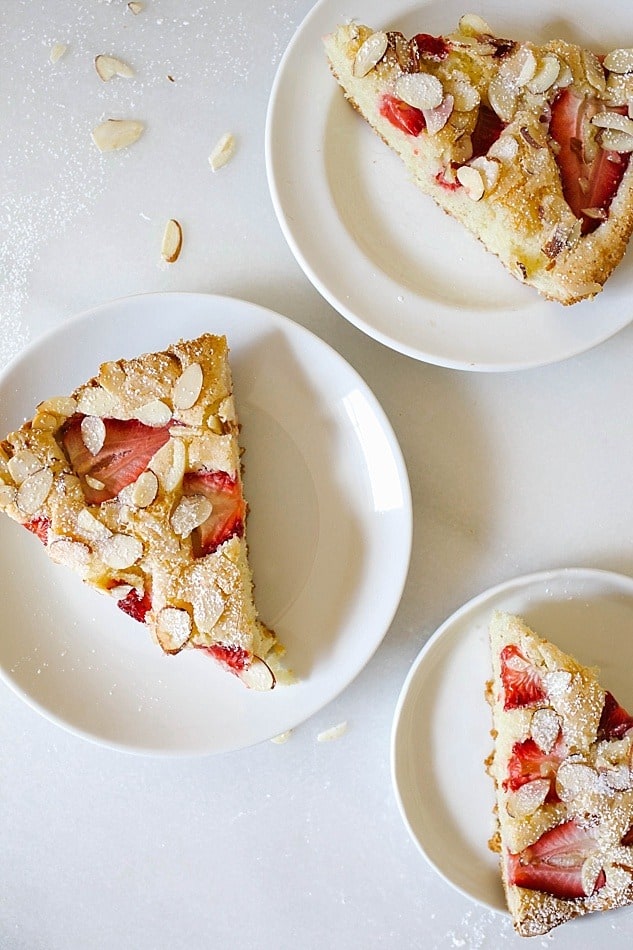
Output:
[487, 611, 633, 935]
[324, 14, 633, 304]
[0, 334, 286, 689]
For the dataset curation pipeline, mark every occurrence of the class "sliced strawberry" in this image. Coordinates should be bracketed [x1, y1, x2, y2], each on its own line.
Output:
[503, 734, 565, 803]
[471, 104, 505, 159]
[549, 89, 630, 235]
[23, 515, 51, 545]
[597, 690, 633, 741]
[196, 643, 250, 673]
[435, 167, 461, 191]
[379, 94, 425, 136]
[507, 819, 606, 899]
[183, 470, 245, 557]
[61, 414, 171, 504]
[621, 825, 633, 847]
[117, 587, 152, 623]
[411, 33, 450, 61]
[500, 644, 547, 710]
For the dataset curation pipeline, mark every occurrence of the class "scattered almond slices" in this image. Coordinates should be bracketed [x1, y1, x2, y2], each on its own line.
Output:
[270, 730, 292, 745]
[394, 72, 444, 111]
[352, 30, 388, 77]
[92, 118, 144, 152]
[209, 132, 236, 171]
[94, 54, 135, 82]
[127, 1, 144, 14]
[238, 656, 276, 691]
[161, 219, 183, 263]
[50, 43, 68, 64]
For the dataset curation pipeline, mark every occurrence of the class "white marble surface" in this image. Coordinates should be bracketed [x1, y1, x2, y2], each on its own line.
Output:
[2, 1, 633, 948]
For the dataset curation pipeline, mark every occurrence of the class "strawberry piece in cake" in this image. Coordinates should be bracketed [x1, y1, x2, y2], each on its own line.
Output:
[487, 611, 633, 935]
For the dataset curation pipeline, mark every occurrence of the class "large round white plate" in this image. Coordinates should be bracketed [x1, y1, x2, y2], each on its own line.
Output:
[391, 568, 633, 912]
[266, 0, 633, 371]
[0, 293, 412, 755]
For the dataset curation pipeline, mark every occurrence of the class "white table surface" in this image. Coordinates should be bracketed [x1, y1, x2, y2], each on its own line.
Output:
[3, 2, 633, 948]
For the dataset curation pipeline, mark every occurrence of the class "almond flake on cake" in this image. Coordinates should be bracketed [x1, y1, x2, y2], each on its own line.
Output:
[487, 611, 633, 936]
[324, 14, 633, 304]
[0, 334, 289, 690]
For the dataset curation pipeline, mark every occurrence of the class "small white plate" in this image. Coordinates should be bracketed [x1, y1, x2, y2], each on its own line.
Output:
[0, 293, 412, 755]
[391, 567, 633, 912]
[266, 0, 633, 371]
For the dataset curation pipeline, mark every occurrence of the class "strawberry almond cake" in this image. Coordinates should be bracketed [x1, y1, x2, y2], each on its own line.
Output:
[487, 611, 633, 935]
[324, 14, 633, 304]
[0, 333, 287, 690]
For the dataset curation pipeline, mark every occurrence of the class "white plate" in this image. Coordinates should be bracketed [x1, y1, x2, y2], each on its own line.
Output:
[391, 567, 633, 912]
[266, 0, 633, 371]
[0, 293, 412, 755]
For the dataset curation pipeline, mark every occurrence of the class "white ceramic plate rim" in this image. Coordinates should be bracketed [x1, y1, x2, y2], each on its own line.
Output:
[266, 0, 633, 372]
[0, 292, 412, 756]
[390, 566, 633, 913]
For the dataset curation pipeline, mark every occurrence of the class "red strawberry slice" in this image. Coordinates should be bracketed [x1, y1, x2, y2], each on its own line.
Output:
[508, 819, 606, 899]
[549, 89, 630, 234]
[196, 643, 250, 672]
[379, 94, 425, 136]
[61, 414, 171, 504]
[117, 587, 152, 623]
[621, 825, 633, 847]
[183, 470, 245, 557]
[471, 104, 505, 159]
[503, 734, 565, 803]
[500, 644, 547, 710]
[24, 515, 51, 545]
[412, 33, 450, 61]
[597, 690, 633, 741]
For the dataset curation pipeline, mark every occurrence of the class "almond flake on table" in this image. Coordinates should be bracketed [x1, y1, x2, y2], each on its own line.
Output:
[270, 730, 292, 745]
[128, 1, 144, 13]
[316, 721, 348, 742]
[94, 54, 135, 82]
[50, 43, 68, 64]
[161, 219, 183, 263]
[209, 132, 235, 171]
[92, 118, 144, 152]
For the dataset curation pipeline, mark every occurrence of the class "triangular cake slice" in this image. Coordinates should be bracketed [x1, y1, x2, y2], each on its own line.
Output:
[324, 14, 633, 304]
[487, 611, 633, 936]
[0, 333, 287, 690]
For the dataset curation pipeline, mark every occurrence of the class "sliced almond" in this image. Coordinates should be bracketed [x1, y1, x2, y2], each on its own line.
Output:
[161, 219, 182, 263]
[110, 584, 133, 601]
[149, 438, 185, 492]
[488, 73, 518, 122]
[599, 127, 633, 152]
[603, 764, 632, 791]
[119, 470, 158, 508]
[456, 164, 485, 200]
[556, 61, 574, 88]
[592, 111, 633, 134]
[527, 54, 560, 93]
[8, 450, 43, 485]
[422, 95, 454, 135]
[317, 721, 348, 742]
[488, 133, 519, 161]
[50, 43, 68, 64]
[173, 362, 203, 411]
[38, 395, 77, 417]
[17, 468, 53, 514]
[81, 416, 106, 456]
[94, 54, 134, 82]
[238, 656, 276, 691]
[469, 156, 500, 191]
[543, 669, 572, 699]
[556, 761, 600, 801]
[352, 30, 388, 77]
[582, 49, 607, 92]
[99, 533, 143, 569]
[77, 508, 111, 540]
[451, 79, 480, 112]
[604, 48, 633, 75]
[0, 484, 17, 506]
[128, 1, 143, 12]
[92, 118, 144, 153]
[170, 494, 212, 538]
[530, 707, 561, 754]
[134, 400, 172, 426]
[515, 48, 538, 88]
[77, 386, 118, 418]
[506, 778, 550, 818]
[85, 475, 105, 491]
[581, 856, 605, 897]
[156, 606, 192, 653]
[394, 72, 444, 111]
[209, 132, 235, 172]
[458, 13, 492, 36]
[270, 730, 292, 744]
